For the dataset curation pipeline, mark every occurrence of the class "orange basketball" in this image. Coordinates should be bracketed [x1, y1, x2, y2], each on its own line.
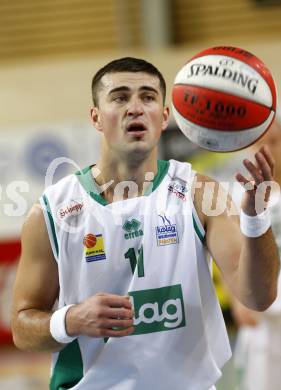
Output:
[83, 234, 97, 248]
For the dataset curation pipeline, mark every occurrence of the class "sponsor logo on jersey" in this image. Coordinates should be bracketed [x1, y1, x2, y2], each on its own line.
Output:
[83, 233, 106, 262]
[57, 199, 84, 220]
[122, 218, 144, 240]
[129, 284, 186, 335]
[168, 181, 187, 201]
[156, 215, 179, 246]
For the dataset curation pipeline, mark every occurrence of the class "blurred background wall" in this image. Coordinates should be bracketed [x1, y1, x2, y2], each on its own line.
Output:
[0, 0, 281, 128]
[0, 1, 281, 389]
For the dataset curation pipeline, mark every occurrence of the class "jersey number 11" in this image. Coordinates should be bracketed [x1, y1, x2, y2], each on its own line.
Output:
[124, 246, 144, 278]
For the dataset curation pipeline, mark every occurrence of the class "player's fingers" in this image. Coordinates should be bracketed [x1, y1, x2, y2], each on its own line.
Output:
[100, 294, 132, 309]
[235, 173, 257, 192]
[255, 152, 273, 181]
[102, 326, 134, 338]
[258, 145, 275, 175]
[235, 172, 247, 187]
[106, 307, 134, 319]
[243, 159, 263, 185]
[102, 318, 134, 329]
[235, 172, 250, 186]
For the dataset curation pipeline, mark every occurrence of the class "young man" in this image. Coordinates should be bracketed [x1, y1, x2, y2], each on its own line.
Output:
[11, 57, 280, 390]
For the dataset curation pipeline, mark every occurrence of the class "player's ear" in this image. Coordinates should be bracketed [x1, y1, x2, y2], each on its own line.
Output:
[161, 106, 170, 132]
[90, 107, 102, 132]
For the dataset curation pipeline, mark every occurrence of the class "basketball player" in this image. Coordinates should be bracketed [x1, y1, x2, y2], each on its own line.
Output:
[11, 58, 280, 390]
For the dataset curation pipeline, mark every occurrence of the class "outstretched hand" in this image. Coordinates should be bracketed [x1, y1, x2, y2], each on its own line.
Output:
[235, 145, 275, 215]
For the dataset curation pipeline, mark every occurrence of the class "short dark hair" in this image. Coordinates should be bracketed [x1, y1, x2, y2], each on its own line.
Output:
[91, 57, 166, 106]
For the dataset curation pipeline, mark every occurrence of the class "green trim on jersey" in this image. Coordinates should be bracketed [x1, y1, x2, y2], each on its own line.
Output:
[75, 160, 170, 206]
[75, 166, 107, 206]
[192, 210, 205, 244]
[150, 160, 169, 193]
[42, 194, 59, 257]
[192, 215, 204, 243]
[50, 339, 83, 390]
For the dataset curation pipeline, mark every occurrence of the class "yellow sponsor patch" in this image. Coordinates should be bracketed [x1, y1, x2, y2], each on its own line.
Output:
[84, 234, 106, 262]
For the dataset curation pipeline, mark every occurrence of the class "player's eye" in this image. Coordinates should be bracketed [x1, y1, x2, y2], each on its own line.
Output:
[113, 95, 128, 103]
[142, 94, 155, 102]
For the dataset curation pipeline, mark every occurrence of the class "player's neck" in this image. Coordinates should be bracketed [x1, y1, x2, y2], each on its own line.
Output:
[93, 151, 158, 203]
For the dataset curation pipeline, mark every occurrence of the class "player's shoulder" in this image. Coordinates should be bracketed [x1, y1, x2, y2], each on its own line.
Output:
[42, 166, 90, 200]
[192, 172, 230, 202]
[192, 172, 233, 226]
[25, 202, 44, 221]
[21, 202, 47, 238]
[40, 167, 94, 218]
[194, 172, 219, 184]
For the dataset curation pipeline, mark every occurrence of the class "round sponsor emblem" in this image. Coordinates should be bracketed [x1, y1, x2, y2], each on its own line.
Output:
[57, 199, 84, 221]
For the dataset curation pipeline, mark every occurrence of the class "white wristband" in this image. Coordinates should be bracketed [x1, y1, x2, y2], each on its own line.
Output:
[240, 209, 271, 238]
[50, 304, 76, 344]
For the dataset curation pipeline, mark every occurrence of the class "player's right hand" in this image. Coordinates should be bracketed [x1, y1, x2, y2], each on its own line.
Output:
[65, 292, 135, 338]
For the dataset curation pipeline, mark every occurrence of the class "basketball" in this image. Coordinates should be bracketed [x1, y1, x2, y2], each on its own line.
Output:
[172, 46, 277, 152]
[83, 234, 97, 248]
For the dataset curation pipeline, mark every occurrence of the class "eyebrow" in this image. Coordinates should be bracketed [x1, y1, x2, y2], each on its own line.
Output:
[108, 86, 159, 95]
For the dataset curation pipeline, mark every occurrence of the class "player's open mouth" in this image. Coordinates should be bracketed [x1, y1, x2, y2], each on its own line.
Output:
[126, 122, 147, 135]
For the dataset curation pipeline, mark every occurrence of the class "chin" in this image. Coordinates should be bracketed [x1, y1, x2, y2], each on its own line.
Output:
[126, 143, 153, 159]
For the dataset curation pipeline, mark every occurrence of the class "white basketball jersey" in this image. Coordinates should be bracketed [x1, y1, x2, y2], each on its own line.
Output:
[40, 159, 231, 390]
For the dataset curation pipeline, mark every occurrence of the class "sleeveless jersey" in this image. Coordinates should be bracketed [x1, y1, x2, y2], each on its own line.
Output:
[40, 159, 231, 390]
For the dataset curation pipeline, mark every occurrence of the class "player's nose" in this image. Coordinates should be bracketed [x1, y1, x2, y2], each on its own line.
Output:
[127, 97, 144, 117]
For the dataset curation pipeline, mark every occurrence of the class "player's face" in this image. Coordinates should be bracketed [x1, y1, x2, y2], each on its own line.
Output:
[91, 72, 169, 159]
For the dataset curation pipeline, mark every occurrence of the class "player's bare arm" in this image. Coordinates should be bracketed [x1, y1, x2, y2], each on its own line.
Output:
[193, 145, 280, 311]
[11, 203, 61, 351]
[11, 204, 134, 352]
